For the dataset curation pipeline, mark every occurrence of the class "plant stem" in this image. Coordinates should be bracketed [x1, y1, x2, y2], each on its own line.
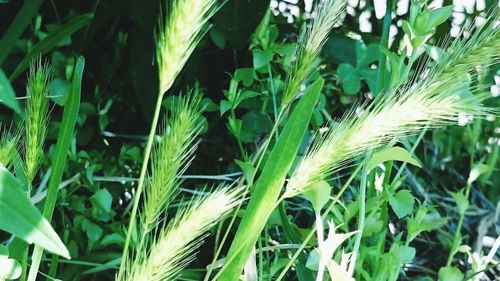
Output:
[347, 151, 372, 277]
[446, 181, 472, 267]
[275, 163, 364, 281]
[116, 90, 165, 280]
[376, 0, 393, 94]
[315, 212, 325, 281]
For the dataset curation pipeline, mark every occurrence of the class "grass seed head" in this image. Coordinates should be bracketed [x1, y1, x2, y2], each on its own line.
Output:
[285, 14, 500, 198]
[157, 0, 221, 94]
[282, 0, 346, 106]
[129, 186, 244, 281]
[25, 58, 52, 183]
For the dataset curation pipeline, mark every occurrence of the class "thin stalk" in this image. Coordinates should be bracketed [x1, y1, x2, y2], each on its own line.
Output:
[347, 151, 372, 276]
[204, 113, 283, 281]
[275, 163, 363, 281]
[376, 0, 393, 94]
[315, 212, 325, 281]
[116, 90, 165, 280]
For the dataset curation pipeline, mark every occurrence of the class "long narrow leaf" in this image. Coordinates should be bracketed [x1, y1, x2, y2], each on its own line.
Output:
[27, 56, 84, 281]
[217, 79, 324, 280]
[0, 165, 69, 259]
[9, 14, 93, 81]
[0, 0, 43, 65]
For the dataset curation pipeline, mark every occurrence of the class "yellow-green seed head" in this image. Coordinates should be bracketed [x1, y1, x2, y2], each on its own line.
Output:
[157, 0, 221, 94]
[25, 58, 51, 183]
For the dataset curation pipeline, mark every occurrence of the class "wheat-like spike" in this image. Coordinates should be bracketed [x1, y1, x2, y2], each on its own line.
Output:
[128, 186, 244, 281]
[282, 0, 346, 106]
[157, 0, 221, 94]
[284, 14, 500, 198]
[142, 93, 203, 233]
[0, 125, 22, 168]
[25, 58, 51, 183]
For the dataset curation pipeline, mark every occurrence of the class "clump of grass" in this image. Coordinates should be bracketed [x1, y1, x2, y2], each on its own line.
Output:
[282, 0, 346, 106]
[25, 58, 51, 184]
[157, 0, 221, 94]
[128, 186, 243, 281]
[142, 94, 203, 232]
[284, 17, 499, 198]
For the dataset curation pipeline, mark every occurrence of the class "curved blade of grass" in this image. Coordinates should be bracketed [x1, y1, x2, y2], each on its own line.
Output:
[26, 56, 84, 281]
[216, 78, 324, 280]
[0, 0, 43, 66]
[9, 14, 93, 81]
[0, 165, 70, 259]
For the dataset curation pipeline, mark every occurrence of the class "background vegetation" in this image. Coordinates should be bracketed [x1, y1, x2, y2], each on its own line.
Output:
[0, 0, 499, 280]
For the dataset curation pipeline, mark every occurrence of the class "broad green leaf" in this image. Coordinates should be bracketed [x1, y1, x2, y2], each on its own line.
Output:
[438, 266, 464, 281]
[367, 146, 421, 171]
[217, 79, 324, 280]
[90, 188, 115, 222]
[81, 219, 103, 242]
[0, 165, 70, 259]
[449, 189, 469, 216]
[235, 159, 256, 185]
[252, 49, 273, 69]
[219, 100, 232, 116]
[427, 6, 453, 30]
[407, 207, 447, 241]
[234, 68, 255, 87]
[355, 41, 379, 69]
[0, 69, 21, 114]
[337, 63, 360, 95]
[9, 14, 93, 81]
[302, 180, 331, 212]
[389, 190, 415, 219]
[49, 78, 71, 106]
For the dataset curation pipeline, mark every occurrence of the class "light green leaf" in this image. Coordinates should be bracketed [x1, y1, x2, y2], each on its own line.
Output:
[0, 69, 22, 114]
[0, 165, 70, 259]
[252, 49, 273, 69]
[449, 189, 469, 216]
[337, 63, 360, 95]
[367, 146, 421, 171]
[302, 180, 331, 212]
[234, 159, 256, 186]
[407, 207, 447, 241]
[219, 100, 232, 116]
[389, 190, 415, 219]
[218, 79, 324, 280]
[467, 163, 490, 185]
[427, 6, 453, 30]
[81, 219, 103, 242]
[438, 266, 464, 281]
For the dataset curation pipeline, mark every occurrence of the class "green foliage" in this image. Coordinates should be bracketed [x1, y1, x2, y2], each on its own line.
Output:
[0, 0, 498, 280]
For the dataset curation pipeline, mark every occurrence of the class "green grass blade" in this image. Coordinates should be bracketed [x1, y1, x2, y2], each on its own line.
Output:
[0, 165, 70, 259]
[0, 68, 22, 114]
[0, 0, 43, 66]
[216, 78, 324, 280]
[26, 56, 84, 281]
[9, 14, 93, 81]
